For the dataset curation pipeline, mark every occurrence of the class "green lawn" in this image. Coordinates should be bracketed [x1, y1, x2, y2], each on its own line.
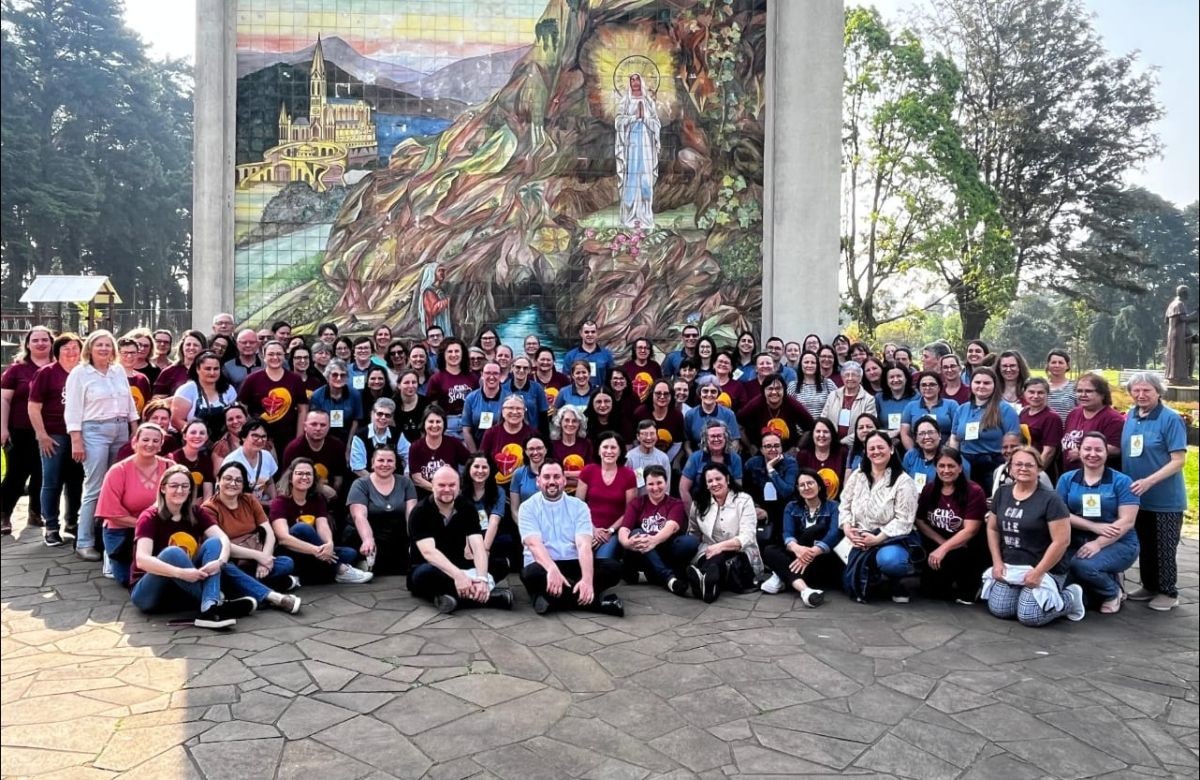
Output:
[1185, 446, 1198, 537]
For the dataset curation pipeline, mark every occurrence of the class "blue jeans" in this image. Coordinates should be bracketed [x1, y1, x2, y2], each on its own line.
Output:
[220, 556, 295, 602]
[595, 534, 622, 560]
[1069, 533, 1139, 601]
[288, 522, 356, 584]
[627, 534, 699, 584]
[102, 526, 135, 587]
[77, 419, 129, 550]
[130, 537, 224, 613]
[875, 543, 915, 580]
[40, 433, 82, 531]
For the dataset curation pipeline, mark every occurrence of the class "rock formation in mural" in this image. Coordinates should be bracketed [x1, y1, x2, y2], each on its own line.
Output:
[239, 0, 766, 349]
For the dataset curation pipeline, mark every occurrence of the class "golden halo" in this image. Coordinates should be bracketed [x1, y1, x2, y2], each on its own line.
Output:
[614, 55, 660, 95]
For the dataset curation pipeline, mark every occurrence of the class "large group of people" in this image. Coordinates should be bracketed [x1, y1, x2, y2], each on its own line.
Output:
[0, 316, 1189, 629]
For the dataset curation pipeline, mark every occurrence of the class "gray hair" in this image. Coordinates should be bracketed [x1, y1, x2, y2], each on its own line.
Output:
[550, 404, 588, 440]
[311, 341, 332, 356]
[923, 342, 951, 360]
[840, 360, 863, 378]
[703, 418, 733, 453]
[1125, 371, 1166, 396]
[324, 358, 349, 381]
[695, 374, 720, 390]
[372, 397, 396, 415]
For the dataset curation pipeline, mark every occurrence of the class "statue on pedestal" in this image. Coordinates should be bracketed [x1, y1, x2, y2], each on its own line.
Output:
[1165, 285, 1198, 385]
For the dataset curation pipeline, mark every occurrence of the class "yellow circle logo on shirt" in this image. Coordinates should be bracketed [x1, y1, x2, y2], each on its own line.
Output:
[563, 454, 585, 471]
[259, 387, 293, 424]
[633, 372, 653, 402]
[765, 418, 790, 441]
[818, 468, 840, 501]
[314, 463, 329, 481]
[495, 443, 524, 485]
[130, 386, 146, 415]
[191, 471, 203, 486]
[168, 531, 198, 558]
[298, 514, 316, 525]
[717, 391, 733, 409]
[545, 386, 560, 408]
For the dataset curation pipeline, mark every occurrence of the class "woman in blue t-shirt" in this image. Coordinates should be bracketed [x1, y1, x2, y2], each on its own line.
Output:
[1121, 372, 1188, 612]
[949, 367, 1020, 493]
[875, 363, 915, 439]
[1057, 432, 1139, 614]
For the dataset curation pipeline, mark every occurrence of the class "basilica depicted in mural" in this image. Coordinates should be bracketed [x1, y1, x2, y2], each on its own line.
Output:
[234, 0, 767, 351]
[236, 36, 377, 191]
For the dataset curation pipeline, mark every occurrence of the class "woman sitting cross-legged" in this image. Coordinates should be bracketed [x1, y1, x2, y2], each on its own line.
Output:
[268, 458, 373, 586]
[129, 465, 260, 629]
[839, 431, 922, 604]
[201, 462, 302, 613]
[682, 462, 763, 603]
[983, 446, 1085, 626]
[617, 465, 690, 595]
[760, 467, 843, 607]
[1058, 432, 1139, 614]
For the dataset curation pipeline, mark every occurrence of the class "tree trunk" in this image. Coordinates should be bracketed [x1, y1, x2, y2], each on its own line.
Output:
[957, 287, 990, 342]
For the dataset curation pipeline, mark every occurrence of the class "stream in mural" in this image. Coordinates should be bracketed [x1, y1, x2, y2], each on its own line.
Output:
[234, 0, 767, 350]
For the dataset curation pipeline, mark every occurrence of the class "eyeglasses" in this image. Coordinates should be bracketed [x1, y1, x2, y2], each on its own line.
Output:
[1011, 462, 1038, 471]
[328, 372, 347, 378]
[652, 390, 671, 397]
[374, 411, 393, 418]
[219, 475, 244, 484]
[248, 432, 268, 440]
[917, 430, 939, 437]
[389, 350, 405, 357]
[165, 482, 192, 490]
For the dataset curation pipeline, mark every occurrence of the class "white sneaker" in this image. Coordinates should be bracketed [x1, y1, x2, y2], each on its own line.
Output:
[101, 551, 114, 579]
[759, 573, 784, 594]
[1065, 584, 1086, 621]
[336, 565, 374, 584]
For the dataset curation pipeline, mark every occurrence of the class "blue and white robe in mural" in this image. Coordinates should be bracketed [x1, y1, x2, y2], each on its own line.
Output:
[615, 91, 661, 230]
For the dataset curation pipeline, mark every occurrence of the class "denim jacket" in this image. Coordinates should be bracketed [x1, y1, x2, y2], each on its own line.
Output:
[781, 499, 842, 552]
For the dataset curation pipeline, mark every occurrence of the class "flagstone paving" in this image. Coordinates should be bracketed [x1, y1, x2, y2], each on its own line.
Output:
[2, 506, 1197, 779]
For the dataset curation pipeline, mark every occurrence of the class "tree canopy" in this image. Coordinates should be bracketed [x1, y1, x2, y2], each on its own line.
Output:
[0, 0, 193, 315]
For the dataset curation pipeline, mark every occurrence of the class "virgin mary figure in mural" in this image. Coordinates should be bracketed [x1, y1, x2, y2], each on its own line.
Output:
[413, 262, 453, 337]
[615, 70, 661, 230]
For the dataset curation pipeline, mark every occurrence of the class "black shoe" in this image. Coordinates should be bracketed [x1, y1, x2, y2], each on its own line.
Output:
[595, 594, 624, 617]
[532, 595, 551, 615]
[686, 565, 704, 601]
[666, 576, 689, 597]
[194, 607, 236, 630]
[434, 594, 458, 614]
[891, 583, 911, 604]
[43, 530, 64, 548]
[621, 561, 641, 586]
[1, 517, 11, 536]
[487, 588, 514, 610]
[221, 596, 258, 618]
[27, 513, 44, 528]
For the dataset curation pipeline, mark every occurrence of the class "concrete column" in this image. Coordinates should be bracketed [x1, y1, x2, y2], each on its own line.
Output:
[191, 0, 236, 331]
[763, 0, 842, 341]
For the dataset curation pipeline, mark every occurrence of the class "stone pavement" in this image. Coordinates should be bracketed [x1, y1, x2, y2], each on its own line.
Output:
[2, 507, 1198, 779]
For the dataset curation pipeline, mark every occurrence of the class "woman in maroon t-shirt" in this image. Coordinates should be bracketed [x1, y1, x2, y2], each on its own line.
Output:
[576, 432, 638, 559]
[425, 339, 478, 440]
[408, 405, 471, 496]
[915, 447, 988, 604]
[1060, 373, 1125, 472]
[27, 333, 84, 542]
[2, 326, 54, 534]
[170, 420, 215, 502]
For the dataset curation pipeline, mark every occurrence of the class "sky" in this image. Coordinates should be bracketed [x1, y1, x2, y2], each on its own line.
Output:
[125, 0, 1197, 206]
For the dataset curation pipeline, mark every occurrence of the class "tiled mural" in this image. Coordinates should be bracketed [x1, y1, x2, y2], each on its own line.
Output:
[235, 0, 766, 349]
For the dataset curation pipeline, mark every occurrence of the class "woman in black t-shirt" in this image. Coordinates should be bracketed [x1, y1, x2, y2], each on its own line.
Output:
[916, 447, 987, 604]
[983, 447, 1084, 626]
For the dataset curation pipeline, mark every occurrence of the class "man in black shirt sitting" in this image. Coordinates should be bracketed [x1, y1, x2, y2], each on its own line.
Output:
[407, 466, 513, 613]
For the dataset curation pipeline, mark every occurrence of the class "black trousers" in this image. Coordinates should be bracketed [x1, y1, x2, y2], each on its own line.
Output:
[762, 545, 843, 590]
[520, 558, 621, 610]
[407, 557, 511, 601]
[2, 429, 42, 517]
[919, 536, 988, 601]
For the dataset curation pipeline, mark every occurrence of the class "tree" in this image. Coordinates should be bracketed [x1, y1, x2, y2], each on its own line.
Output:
[0, 0, 193, 314]
[923, 0, 1162, 338]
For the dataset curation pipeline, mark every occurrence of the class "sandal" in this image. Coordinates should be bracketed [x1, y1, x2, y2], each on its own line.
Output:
[1099, 592, 1126, 614]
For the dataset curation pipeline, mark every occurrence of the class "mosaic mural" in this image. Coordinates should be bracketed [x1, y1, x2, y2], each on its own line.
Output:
[235, 0, 767, 349]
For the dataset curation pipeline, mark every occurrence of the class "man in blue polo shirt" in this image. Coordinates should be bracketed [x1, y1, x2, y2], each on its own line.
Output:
[561, 320, 614, 389]
[661, 323, 701, 378]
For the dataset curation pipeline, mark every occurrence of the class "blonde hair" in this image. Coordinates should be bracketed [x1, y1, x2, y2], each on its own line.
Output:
[80, 329, 117, 364]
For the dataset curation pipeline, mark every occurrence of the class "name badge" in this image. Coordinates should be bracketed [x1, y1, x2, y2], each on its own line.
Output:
[838, 408, 852, 428]
[478, 411, 494, 429]
[914, 472, 927, 491]
[1081, 493, 1102, 518]
[1128, 434, 1144, 458]
[477, 509, 490, 530]
[352, 375, 366, 390]
[589, 361, 597, 377]
[634, 467, 645, 489]
[763, 482, 778, 502]
[964, 421, 980, 441]
[733, 368, 744, 381]
[330, 409, 344, 427]
[887, 413, 902, 430]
